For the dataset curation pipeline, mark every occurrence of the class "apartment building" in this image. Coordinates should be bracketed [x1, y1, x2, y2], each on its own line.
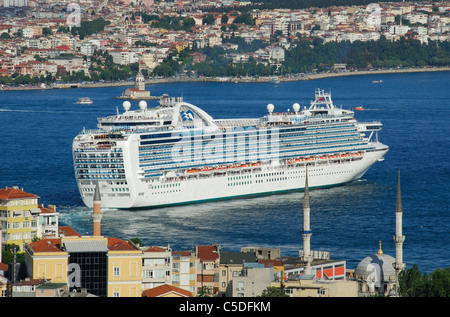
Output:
[196, 244, 220, 296]
[231, 264, 275, 297]
[0, 186, 59, 251]
[141, 245, 172, 291]
[282, 275, 358, 297]
[171, 250, 197, 296]
[24, 235, 142, 297]
[218, 251, 257, 297]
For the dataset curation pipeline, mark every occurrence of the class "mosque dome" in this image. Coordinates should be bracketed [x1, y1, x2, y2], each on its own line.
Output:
[355, 241, 396, 288]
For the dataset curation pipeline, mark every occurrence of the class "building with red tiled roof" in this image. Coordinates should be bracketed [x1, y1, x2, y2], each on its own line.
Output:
[196, 245, 220, 296]
[12, 279, 49, 297]
[196, 245, 219, 262]
[142, 245, 172, 291]
[142, 284, 192, 297]
[55, 45, 70, 51]
[107, 237, 137, 251]
[26, 238, 64, 253]
[25, 235, 142, 297]
[0, 186, 39, 200]
[143, 246, 166, 252]
[0, 186, 59, 250]
[0, 263, 9, 275]
[58, 226, 81, 237]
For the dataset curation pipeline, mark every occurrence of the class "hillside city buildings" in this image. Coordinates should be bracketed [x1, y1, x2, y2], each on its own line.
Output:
[0, 1, 449, 80]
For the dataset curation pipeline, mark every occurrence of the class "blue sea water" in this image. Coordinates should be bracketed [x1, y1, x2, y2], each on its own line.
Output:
[1, 72, 449, 273]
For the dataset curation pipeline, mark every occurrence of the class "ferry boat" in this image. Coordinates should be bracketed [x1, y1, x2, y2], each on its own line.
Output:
[271, 76, 280, 84]
[77, 97, 93, 104]
[72, 89, 389, 209]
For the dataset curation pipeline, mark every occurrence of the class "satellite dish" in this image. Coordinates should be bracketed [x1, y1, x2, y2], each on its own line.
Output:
[123, 101, 131, 111]
[139, 100, 147, 110]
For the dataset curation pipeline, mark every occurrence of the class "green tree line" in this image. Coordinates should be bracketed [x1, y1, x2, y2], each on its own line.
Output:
[183, 37, 450, 77]
[284, 36, 450, 72]
[140, 13, 195, 31]
[399, 264, 450, 297]
[57, 18, 110, 40]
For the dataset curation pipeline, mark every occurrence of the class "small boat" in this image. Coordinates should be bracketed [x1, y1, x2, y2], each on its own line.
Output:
[271, 77, 280, 84]
[77, 97, 93, 104]
[354, 106, 365, 111]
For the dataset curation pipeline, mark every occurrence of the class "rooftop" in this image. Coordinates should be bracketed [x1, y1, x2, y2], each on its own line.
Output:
[220, 251, 257, 265]
[0, 186, 39, 200]
[196, 245, 219, 261]
[142, 284, 193, 297]
[27, 239, 64, 253]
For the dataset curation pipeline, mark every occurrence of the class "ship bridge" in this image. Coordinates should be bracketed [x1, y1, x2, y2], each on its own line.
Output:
[306, 88, 349, 117]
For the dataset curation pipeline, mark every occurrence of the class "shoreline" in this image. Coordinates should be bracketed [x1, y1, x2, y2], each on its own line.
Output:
[1, 66, 449, 91]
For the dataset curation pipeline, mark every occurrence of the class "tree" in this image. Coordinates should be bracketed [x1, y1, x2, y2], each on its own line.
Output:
[2, 244, 25, 264]
[42, 27, 53, 36]
[233, 14, 255, 26]
[428, 268, 450, 297]
[202, 14, 215, 26]
[0, 32, 11, 39]
[398, 264, 450, 297]
[221, 14, 229, 24]
[70, 18, 110, 40]
[129, 238, 144, 247]
[258, 286, 289, 297]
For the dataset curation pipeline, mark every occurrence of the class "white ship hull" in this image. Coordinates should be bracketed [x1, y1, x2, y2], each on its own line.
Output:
[77, 146, 388, 209]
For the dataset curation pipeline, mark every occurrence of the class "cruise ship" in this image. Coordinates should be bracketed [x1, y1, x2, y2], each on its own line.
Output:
[72, 89, 388, 209]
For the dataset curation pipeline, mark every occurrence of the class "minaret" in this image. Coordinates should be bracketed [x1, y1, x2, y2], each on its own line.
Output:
[91, 176, 103, 236]
[393, 170, 405, 291]
[301, 167, 313, 275]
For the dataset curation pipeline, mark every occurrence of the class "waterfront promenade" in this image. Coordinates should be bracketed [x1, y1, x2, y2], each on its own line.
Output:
[2, 66, 449, 91]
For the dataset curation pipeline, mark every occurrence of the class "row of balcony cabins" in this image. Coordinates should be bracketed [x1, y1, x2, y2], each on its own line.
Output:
[0, 186, 355, 298]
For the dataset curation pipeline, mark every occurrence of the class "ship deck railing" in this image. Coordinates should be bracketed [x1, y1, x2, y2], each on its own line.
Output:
[214, 118, 260, 128]
[153, 153, 367, 184]
[139, 145, 373, 175]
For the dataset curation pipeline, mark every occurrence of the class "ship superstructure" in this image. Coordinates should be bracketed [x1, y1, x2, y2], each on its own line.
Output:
[73, 89, 388, 209]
